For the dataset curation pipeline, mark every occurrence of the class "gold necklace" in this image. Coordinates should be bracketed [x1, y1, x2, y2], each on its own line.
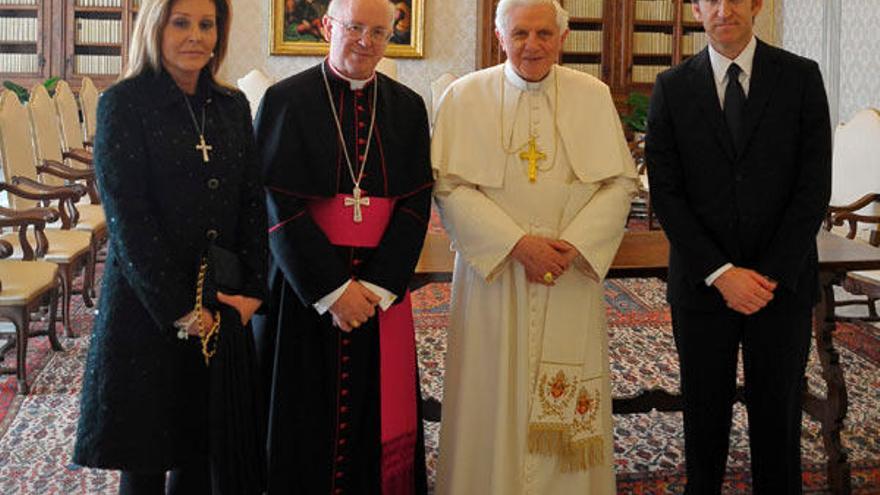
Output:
[499, 66, 560, 182]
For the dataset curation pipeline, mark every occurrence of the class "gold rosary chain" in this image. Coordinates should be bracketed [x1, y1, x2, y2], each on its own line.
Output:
[195, 257, 221, 366]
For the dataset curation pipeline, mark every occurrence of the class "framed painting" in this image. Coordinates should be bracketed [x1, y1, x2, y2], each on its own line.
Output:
[270, 0, 425, 58]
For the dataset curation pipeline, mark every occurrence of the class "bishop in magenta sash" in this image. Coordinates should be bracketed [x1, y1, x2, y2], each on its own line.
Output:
[253, 38, 432, 495]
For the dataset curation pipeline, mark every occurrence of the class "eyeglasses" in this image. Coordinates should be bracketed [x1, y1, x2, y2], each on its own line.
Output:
[327, 16, 392, 44]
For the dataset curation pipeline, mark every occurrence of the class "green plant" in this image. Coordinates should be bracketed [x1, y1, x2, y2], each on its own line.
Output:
[621, 92, 650, 134]
[2, 76, 61, 104]
[2, 81, 28, 104]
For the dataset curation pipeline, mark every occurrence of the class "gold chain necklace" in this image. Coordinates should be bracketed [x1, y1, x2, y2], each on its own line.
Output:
[499, 66, 560, 182]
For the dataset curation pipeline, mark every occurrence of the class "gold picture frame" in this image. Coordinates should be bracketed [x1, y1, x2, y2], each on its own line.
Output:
[270, 0, 425, 58]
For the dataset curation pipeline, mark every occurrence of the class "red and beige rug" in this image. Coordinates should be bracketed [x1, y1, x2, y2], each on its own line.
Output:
[1, 274, 878, 494]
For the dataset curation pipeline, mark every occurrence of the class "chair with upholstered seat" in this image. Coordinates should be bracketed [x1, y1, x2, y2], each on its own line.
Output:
[825, 108, 880, 321]
[0, 92, 95, 334]
[826, 193, 880, 321]
[22, 88, 107, 296]
[0, 213, 62, 395]
[430, 72, 457, 120]
[29, 85, 94, 172]
[78, 77, 99, 146]
[53, 80, 93, 162]
[236, 68, 274, 119]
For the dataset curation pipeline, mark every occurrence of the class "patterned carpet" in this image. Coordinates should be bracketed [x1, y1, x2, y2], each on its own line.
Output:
[1, 273, 879, 493]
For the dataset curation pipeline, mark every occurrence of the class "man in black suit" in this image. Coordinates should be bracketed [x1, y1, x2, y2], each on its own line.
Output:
[645, 0, 831, 492]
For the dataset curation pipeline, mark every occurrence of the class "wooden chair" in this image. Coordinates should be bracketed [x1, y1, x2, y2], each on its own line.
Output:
[24, 88, 107, 297]
[0, 213, 62, 395]
[825, 193, 880, 321]
[53, 80, 93, 161]
[824, 108, 880, 321]
[78, 77, 99, 147]
[0, 92, 95, 335]
[430, 72, 456, 120]
[627, 134, 658, 230]
[236, 69, 274, 119]
[29, 85, 93, 171]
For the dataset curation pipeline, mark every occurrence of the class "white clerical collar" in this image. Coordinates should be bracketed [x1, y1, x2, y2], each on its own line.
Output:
[503, 60, 552, 92]
[326, 59, 375, 90]
[708, 35, 756, 86]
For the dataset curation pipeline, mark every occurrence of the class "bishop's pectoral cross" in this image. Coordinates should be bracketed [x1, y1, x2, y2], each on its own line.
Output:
[519, 136, 546, 183]
[344, 186, 370, 223]
[195, 134, 213, 163]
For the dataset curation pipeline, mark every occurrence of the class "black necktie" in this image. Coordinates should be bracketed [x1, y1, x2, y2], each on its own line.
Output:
[724, 63, 746, 150]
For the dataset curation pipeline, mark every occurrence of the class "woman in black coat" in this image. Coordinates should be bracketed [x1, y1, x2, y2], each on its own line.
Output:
[72, 0, 267, 493]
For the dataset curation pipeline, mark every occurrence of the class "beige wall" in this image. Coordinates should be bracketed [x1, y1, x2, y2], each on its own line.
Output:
[220, 0, 477, 110]
[220, 0, 781, 109]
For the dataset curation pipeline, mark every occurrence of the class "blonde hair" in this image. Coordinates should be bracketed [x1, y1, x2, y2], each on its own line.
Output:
[123, 0, 231, 82]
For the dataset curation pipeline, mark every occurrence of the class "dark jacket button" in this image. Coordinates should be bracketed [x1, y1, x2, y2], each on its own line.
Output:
[207, 178, 220, 189]
[206, 229, 218, 240]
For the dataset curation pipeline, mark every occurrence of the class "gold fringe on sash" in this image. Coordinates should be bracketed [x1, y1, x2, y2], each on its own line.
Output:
[527, 426, 605, 472]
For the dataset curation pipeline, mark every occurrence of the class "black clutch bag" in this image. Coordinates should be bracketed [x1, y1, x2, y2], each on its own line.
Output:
[207, 244, 243, 293]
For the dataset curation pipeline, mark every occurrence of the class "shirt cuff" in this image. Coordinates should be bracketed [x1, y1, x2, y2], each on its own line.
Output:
[705, 263, 733, 286]
[359, 280, 397, 311]
[314, 280, 352, 315]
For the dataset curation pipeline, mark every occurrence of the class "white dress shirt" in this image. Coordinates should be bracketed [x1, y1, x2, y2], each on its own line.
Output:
[703, 35, 757, 286]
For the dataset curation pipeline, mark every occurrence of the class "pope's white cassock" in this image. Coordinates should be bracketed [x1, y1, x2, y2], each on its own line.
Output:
[431, 61, 638, 495]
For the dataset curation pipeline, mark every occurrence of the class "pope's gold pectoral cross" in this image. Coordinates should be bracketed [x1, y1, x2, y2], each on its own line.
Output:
[519, 136, 546, 182]
[344, 186, 370, 223]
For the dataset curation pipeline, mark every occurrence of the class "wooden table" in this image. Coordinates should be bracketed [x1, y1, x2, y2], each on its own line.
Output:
[808, 230, 880, 493]
[413, 229, 880, 493]
[413, 230, 671, 289]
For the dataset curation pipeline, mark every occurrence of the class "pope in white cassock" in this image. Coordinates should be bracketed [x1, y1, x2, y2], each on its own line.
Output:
[431, 0, 638, 493]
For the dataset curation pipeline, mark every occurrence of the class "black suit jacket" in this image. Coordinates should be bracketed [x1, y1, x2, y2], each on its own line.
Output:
[646, 39, 832, 311]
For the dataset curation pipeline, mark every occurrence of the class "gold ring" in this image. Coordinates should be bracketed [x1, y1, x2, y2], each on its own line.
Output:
[543, 272, 554, 283]
[350, 320, 360, 328]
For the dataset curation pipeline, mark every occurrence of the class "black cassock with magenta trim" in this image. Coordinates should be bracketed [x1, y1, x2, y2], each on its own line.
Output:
[253, 60, 432, 495]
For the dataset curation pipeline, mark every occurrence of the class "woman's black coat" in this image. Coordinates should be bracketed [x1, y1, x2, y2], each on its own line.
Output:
[73, 68, 267, 471]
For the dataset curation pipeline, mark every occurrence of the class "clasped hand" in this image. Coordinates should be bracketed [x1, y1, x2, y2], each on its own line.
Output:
[712, 267, 777, 315]
[182, 293, 262, 337]
[510, 235, 579, 286]
[329, 281, 381, 333]
[217, 292, 263, 326]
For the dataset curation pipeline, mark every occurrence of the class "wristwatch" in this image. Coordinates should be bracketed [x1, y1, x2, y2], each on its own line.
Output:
[174, 310, 199, 340]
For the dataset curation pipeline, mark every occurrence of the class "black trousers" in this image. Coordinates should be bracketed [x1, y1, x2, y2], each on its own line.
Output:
[119, 461, 211, 495]
[671, 293, 812, 495]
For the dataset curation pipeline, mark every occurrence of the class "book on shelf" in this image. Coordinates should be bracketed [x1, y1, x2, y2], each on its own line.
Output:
[632, 31, 672, 55]
[632, 64, 669, 83]
[682, 2, 698, 23]
[563, 29, 602, 53]
[75, 17, 122, 44]
[0, 52, 38, 73]
[563, 63, 601, 79]
[681, 31, 707, 55]
[0, 16, 37, 42]
[563, 0, 603, 19]
[75, 54, 121, 75]
[634, 0, 674, 22]
[76, 0, 123, 8]
[0, 0, 38, 6]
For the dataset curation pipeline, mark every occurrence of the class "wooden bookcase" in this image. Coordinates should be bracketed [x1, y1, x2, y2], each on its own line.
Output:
[477, 0, 708, 104]
[0, 0, 51, 87]
[0, 0, 138, 91]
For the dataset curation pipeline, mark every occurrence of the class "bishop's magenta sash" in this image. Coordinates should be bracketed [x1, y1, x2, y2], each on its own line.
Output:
[308, 193, 417, 495]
